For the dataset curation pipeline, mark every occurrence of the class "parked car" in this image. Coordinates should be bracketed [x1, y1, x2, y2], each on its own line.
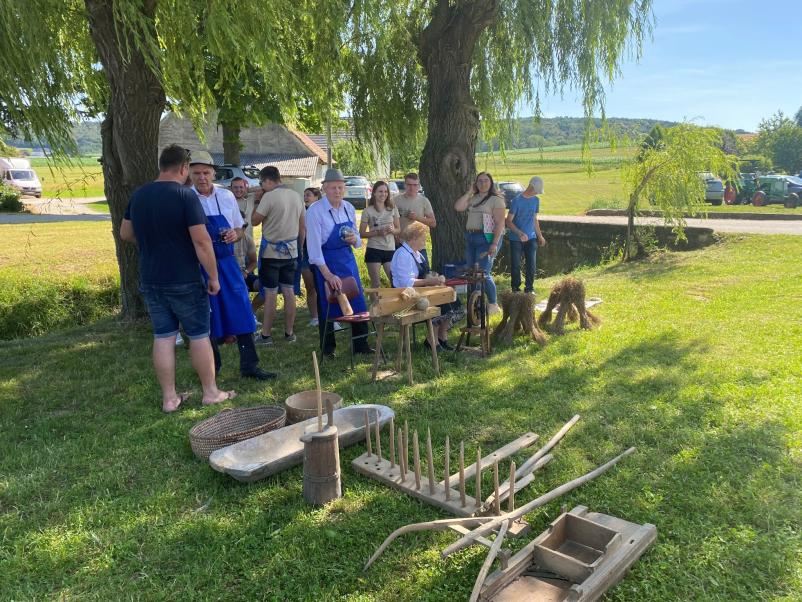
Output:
[344, 175, 372, 209]
[751, 175, 802, 208]
[497, 181, 524, 207]
[0, 157, 42, 197]
[698, 172, 724, 206]
[387, 181, 400, 195]
[213, 164, 262, 192]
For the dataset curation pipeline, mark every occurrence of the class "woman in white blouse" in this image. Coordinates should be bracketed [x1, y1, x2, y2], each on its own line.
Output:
[391, 222, 457, 351]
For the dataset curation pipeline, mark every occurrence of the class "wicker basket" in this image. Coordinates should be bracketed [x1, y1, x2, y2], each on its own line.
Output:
[285, 391, 343, 424]
[189, 405, 286, 460]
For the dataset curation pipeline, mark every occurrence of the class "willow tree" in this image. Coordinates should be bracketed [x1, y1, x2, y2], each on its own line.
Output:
[622, 123, 736, 260]
[346, 0, 653, 268]
[0, 0, 346, 319]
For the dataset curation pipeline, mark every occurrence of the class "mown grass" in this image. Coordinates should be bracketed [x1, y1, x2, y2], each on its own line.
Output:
[478, 145, 802, 216]
[1, 226, 801, 600]
[29, 157, 105, 199]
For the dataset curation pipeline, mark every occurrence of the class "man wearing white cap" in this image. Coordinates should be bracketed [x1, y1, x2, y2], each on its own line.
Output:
[305, 168, 372, 357]
[505, 175, 547, 294]
[189, 150, 276, 380]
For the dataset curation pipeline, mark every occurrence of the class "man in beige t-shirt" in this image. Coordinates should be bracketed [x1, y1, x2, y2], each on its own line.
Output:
[393, 172, 436, 259]
[251, 166, 305, 344]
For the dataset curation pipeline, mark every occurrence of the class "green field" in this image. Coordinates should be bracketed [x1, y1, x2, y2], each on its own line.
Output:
[22, 149, 802, 217]
[0, 221, 801, 600]
[477, 144, 802, 215]
[29, 157, 105, 199]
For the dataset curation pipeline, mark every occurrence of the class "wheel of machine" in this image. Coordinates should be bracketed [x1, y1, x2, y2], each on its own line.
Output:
[466, 290, 486, 327]
[724, 184, 737, 205]
[752, 191, 766, 207]
[784, 193, 799, 209]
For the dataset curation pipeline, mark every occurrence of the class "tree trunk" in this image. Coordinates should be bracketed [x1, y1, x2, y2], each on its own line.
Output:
[222, 121, 241, 165]
[418, 0, 499, 271]
[85, 0, 166, 320]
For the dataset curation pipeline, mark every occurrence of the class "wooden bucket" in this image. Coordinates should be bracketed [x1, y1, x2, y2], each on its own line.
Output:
[285, 391, 343, 424]
[300, 426, 342, 505]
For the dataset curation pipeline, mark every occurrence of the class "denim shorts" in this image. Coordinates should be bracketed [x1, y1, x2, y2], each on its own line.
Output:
[141, 280, 210, 340]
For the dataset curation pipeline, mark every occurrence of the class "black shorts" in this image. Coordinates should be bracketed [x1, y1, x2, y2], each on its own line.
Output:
[244, 272, 260, 292]
[365, 247, 395, 264]
[260, 257, 297, 290]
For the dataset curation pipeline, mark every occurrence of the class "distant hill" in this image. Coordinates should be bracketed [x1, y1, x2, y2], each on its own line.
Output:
[478, 116, 679, 151]
[5, 115, 746, 157]
[5, 120, 103, 156]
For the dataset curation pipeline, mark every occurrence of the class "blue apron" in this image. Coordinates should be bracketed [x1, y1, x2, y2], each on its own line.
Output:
[314, 208, 368, 319]
[202, 194, 256, 338]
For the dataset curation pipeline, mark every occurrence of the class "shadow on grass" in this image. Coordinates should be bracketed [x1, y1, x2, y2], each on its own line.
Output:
[0, 317, 798, 600]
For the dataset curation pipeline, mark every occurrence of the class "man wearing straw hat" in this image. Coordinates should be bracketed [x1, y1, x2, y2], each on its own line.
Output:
[188, 150, 277, 380]
[306, 168, 372, 357]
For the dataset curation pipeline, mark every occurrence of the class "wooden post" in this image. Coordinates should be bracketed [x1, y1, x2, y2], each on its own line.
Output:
[389, 417, 396, 469]
[493, 461, 500, 516]
[444, 436, 451, 501]
[398, 427, 406, 481]
[374, 410, 382, 461]
[413, 430, 421, 490]
[508, 461, 516, 512]
[364, 410, 372, 457]
[404, 420, 409, 473]
[475, 447, 482, 509]
[426, 428, 435, 494]
[312, 351, 322, 432]
[459, 441, 466, 508]
[326, 398, 334, 427]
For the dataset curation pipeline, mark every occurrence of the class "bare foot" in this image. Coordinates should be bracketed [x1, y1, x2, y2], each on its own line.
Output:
[202, 390, 237, 406]
[163, 391, 191, 413]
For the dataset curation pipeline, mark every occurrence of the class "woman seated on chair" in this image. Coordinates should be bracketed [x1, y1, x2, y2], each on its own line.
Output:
[390, 222, 459, 351]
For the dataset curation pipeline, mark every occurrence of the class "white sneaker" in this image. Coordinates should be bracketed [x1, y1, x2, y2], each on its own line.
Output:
[333, 322, 344, 331]
[309, 318, 319, 327]
[175, 333, 184, 346]
[487, 303, 501, 316]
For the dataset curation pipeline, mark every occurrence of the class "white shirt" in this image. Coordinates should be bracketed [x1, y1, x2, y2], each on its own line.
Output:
[391, 243, 423, 288]
[305, 196, 361, 267]
[192, 186, 244, 229]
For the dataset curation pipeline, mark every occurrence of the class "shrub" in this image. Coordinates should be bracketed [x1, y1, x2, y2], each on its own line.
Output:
[0, 183, 23, 212]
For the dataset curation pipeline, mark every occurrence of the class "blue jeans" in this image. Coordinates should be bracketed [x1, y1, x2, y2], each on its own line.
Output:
[141, 280, 210, 339]
[509, 239, 537, 293]
[464, 232, 497, 304]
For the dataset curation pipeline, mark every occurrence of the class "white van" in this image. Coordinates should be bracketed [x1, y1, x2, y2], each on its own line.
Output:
[0, 157, 43, 197]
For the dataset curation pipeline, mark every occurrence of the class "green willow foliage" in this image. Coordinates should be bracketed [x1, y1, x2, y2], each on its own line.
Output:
[345, 0, 653, 155]
[0, 0, 348, 154]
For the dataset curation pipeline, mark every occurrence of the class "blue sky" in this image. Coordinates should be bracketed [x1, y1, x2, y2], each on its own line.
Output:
[529, 0, 802, 131]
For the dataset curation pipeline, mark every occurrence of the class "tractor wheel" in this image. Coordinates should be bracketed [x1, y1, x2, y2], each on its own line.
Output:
[785, 193, 799, 209]
[724, 184, 737, 205]
[752, 191, 766, 207]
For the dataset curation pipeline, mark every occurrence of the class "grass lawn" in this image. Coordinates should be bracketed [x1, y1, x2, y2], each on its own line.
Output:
[1, 223, 801, 600]
[478, 145, 802, 216]
[29, 157, 105, 199]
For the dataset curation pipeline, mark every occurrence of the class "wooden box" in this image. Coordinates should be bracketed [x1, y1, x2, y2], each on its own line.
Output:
[532, 513, 621, 583]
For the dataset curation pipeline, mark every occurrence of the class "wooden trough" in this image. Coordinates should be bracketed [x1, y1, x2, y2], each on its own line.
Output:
[208, 404, 395, 482]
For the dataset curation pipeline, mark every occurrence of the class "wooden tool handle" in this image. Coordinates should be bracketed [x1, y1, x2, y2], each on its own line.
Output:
[337, 292, 354, 316]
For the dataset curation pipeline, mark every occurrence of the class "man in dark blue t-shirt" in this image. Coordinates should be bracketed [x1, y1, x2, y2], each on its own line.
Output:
[121, 144, 236, 412]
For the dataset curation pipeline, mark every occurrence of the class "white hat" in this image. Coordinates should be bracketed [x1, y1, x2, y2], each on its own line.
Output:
[529, 176, 544, 194]
[188, 150, 217, 168]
